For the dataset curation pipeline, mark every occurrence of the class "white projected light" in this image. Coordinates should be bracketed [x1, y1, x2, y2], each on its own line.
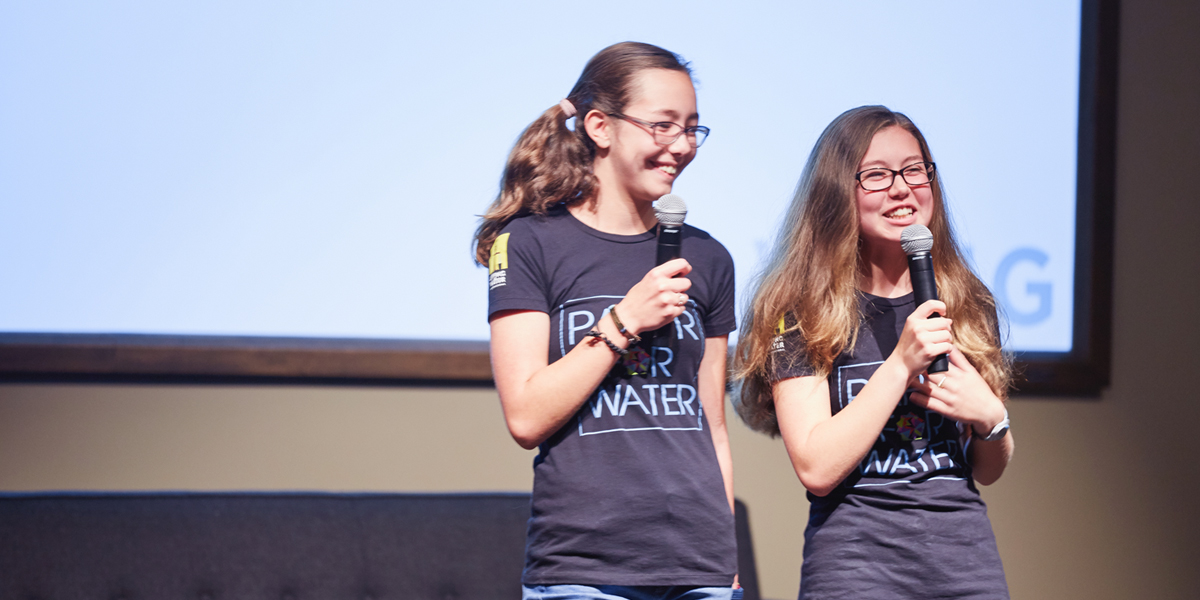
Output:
[0, 1, 1080, 352]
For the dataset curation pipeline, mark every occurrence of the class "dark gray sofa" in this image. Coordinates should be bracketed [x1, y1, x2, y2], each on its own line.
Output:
[0, 492, 760, 600]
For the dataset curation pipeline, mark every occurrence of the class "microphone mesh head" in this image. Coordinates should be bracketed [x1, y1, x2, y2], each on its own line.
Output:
[654, 194, 688, 226]
[900, 224, 934, 255]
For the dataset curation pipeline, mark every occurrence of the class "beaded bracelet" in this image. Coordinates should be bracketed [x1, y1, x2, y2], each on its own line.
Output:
[608, 307, 641, 343]
[585, 328, 628, 356]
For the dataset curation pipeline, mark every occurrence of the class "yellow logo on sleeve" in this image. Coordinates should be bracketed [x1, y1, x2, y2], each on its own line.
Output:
[489, 233, 511, 290]
[771, 315, 787, 352]
[489, 233, 510, 275]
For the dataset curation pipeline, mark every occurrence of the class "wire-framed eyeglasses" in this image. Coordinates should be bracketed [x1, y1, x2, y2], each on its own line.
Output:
[607, 112, 710, 148]
[855, 162, 937, 191]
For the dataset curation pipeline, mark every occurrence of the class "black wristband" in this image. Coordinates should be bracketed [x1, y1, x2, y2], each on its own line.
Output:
[585, 328, 627, 356]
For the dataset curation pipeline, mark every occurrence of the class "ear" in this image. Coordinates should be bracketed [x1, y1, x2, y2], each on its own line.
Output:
[583, 109, 612, 149]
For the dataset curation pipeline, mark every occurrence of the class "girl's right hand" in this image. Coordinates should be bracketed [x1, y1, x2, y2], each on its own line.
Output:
[613, 258, 693, 335]
[892, 299, 954, 380]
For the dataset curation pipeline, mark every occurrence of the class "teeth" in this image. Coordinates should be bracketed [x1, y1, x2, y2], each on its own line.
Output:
[659, 165, 677, 175]
[886, 207, 913, 218]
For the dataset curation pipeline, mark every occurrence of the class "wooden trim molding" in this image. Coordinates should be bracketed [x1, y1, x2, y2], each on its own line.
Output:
[0, 333, 492, 385]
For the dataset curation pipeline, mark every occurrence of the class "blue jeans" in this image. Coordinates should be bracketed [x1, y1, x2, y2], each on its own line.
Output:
[522, 584, 742, 600]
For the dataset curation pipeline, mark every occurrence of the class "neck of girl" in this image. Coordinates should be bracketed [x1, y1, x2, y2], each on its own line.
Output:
[858, 243, 913, 298]
[569, 187, 658, 235]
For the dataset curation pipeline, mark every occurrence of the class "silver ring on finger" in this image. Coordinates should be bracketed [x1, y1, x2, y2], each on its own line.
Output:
[676, 293, 687, 306]
[933, 375, 946, 388]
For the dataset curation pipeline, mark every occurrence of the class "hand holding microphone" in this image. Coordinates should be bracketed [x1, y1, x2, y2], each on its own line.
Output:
[610, 195, 692, 337]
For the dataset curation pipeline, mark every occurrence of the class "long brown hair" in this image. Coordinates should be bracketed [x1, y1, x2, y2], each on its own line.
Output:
[733, 106, 1012, 435]
[472, 42, 692, 265]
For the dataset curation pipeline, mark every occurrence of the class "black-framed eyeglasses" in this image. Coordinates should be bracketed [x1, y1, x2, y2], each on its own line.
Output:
[607, 112, 710, 148]
[855, 162, 937, 191]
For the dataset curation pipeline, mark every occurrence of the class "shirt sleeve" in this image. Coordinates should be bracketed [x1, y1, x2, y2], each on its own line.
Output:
[486, 219, 550, 320]
[768, 315, 817, 382]
[698, 235, 737, 338]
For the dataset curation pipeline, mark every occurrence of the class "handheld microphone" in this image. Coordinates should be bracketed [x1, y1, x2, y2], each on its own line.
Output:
[901, 224, 948, 374]
[654, 194, 687, 265]
[653, 195, 688, 345]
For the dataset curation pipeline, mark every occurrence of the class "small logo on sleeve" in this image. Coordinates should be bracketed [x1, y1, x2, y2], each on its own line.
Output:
[771, 315, 786, 352]
[489, 233, 510, 289]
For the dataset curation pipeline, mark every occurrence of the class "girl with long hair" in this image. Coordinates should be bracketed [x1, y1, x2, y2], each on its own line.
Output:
[475, 42, 739, 600]
[734, 106, 1014, 599]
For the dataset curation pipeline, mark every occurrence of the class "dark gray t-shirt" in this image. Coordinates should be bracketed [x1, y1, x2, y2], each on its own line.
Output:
[771, 292, 1008, 599]
[488, 207, 737, 586]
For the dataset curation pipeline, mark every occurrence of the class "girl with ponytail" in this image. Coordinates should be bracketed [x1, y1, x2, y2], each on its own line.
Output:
[734, 106, 1014, 599]
[475, 42, 740, 599]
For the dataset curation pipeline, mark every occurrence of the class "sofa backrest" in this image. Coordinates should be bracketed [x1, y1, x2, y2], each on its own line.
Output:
[0, 492, 760, 600]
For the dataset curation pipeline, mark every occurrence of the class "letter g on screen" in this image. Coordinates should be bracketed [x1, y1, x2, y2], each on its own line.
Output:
[995, 247, 1052, 326]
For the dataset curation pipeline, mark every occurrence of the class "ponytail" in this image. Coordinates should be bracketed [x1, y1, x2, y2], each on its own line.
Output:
[473, 101, 596, 265]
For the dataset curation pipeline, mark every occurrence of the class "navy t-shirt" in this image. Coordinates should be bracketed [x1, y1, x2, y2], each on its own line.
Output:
[487, 207, 737, 586]
[771, 292, 1008, 599]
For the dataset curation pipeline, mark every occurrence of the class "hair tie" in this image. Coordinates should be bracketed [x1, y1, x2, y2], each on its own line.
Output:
[559, 98, 577, 118]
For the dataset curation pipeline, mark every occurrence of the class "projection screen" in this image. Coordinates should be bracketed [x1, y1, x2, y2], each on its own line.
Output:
[0, 0, 1115, 393]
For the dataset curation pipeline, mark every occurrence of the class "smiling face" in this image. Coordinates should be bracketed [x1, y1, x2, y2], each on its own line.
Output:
[855, 125, 935, 253]
[593, 68, 698, 205]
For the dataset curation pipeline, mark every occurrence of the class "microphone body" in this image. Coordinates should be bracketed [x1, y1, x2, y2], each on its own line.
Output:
[656, 223, 682, 265]
[901, 225, 948, 374]
[653, 195, 688, 344]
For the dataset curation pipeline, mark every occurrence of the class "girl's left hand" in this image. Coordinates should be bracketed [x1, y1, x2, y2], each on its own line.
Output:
[908, 347, 1006, 435]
